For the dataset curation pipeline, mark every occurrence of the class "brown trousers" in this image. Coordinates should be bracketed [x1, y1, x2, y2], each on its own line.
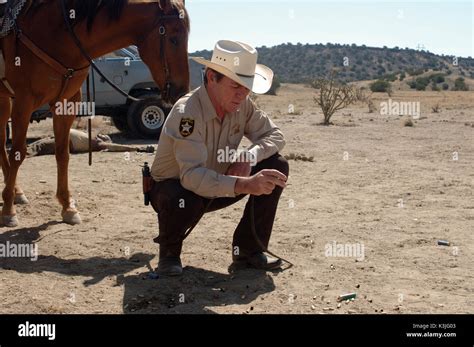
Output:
[149, 153, 289, 259]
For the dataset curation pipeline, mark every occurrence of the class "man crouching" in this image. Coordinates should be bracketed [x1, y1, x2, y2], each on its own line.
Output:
[149, 40, 289, 276]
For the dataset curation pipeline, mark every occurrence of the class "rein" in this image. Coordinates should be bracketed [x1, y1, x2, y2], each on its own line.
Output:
[59, 0, 180, 103]
[11, 0, 180, 105]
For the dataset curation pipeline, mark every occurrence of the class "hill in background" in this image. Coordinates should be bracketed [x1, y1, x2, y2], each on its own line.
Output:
[190, 43, 474, 87]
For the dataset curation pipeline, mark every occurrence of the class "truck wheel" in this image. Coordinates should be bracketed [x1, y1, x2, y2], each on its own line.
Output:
[127, 95, 167, 139]
[111, 114, 129, 133]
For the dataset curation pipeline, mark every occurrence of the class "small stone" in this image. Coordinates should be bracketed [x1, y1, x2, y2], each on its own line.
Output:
[356, 284, 360, 288]
[39, 180, 47, 183]
[337, 303, 341, 309]
[347, 309, 356, 314]
[241, 295, 246, 299]
[438, 304, 445, 307]
[311, 305, 316, 310]
[322, 307, 334, 311]
[326, 300, 331, 304]
[368, 299, 373, 303]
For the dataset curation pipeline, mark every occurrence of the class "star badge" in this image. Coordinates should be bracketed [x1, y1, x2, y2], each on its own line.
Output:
[179, 118, 194, 137]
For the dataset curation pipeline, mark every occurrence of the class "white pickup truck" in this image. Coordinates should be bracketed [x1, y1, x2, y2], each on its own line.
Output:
[29, 46, 203, 139]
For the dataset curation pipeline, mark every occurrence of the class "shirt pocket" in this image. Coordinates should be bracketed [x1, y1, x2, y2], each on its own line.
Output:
[228, 123, 243, 147]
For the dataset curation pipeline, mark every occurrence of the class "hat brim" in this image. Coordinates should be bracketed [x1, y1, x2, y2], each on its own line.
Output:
[191, 57, 274, 94]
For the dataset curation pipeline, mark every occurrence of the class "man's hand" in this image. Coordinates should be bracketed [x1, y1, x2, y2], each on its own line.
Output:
[226, 161, 251, 177]
[234, 169, 287, 196]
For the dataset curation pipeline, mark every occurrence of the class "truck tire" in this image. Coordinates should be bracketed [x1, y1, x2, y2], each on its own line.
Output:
[127, 93, 168, 140]
[111, 113, 129, 133]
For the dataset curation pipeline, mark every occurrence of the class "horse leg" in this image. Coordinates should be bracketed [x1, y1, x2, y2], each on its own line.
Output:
[1, 97, 33, 227]
[0, 97, 29, 206]
[53, 91, 81, 225]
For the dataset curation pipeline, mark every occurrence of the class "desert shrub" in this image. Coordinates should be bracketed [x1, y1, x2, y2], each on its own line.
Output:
[431, 81, 440, 91]
[370, 79, 391, 93]
[430, 73, 445, 84]
[454, 77, 468, 91]
[413, 77, 430, 90]
[311, 72, 357, 125]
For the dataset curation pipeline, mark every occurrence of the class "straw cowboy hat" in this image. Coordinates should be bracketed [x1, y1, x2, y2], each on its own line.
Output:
[191, 40, 274, 94]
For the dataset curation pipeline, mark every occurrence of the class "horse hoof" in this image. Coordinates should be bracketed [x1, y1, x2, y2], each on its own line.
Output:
[2, 215, 19, 227]
[14, 194, 29, 205]
[62, 211, 82, 225]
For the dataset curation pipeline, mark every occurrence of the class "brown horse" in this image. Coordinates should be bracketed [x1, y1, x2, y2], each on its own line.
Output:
[0, 0, 190, 227]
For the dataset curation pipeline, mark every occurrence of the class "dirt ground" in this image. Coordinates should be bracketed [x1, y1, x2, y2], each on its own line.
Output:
[0, 84, 472, 314]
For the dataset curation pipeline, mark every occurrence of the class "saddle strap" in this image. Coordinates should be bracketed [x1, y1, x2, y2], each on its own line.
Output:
[16, 30, 89, 77]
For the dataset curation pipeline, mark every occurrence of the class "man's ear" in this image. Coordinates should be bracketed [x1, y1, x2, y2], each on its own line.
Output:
[206, 69, 214, 83]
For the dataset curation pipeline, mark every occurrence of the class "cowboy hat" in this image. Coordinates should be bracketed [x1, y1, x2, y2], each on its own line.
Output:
[191, 40, 274, 94]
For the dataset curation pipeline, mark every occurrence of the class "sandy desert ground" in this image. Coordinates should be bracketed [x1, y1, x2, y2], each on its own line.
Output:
[0, 84, 472, 314]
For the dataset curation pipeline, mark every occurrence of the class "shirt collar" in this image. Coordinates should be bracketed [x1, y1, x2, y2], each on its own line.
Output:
[197, 83, 218, 122]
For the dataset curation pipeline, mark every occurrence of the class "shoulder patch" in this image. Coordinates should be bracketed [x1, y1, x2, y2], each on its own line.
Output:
[179, 118, 194, 137]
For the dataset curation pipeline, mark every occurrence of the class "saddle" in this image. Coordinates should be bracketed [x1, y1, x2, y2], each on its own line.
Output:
[0, 0, 28, 38]
[0, 0, 29, 95]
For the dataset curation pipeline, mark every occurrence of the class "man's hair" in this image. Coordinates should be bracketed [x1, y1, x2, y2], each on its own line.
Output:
[204, 68, 225, 85]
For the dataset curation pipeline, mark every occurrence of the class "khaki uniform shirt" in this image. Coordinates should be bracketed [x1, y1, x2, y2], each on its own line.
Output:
[151, 84, 285, 198]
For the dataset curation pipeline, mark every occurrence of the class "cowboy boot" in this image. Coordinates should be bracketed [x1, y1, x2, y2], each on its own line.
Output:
[156, 244, 183, 276]
[230, 251, 282, 272]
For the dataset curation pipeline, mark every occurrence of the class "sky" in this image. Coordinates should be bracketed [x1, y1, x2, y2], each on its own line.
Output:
[185, 0, 473, 58]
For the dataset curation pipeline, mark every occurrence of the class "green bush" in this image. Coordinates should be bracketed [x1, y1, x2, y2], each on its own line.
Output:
[382, 73, 397, 82]
[431, 74, 445, 84]
[411, 76, 430, 91]
[399, 72, 406, 81]
[454, 77, 468, 91]
[370, 79, 391, 93]
[442, 83, 449, 90]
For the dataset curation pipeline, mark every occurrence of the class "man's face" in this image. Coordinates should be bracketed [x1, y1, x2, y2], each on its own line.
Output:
[209, 72, 251, 114]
